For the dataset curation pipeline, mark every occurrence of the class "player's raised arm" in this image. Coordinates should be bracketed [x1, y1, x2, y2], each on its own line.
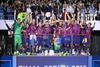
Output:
[49, 17, 52, 26]
[80, 22, 83, 28]
[36, 15, 39, 26]
[43, 17, 46, 25]
[25, 12, 28, 19]
[14, 10, 16, 20]
[93, 22, 95, 29]
[29, 12, 32, 24]
[77, 11, 80, 24]
[67, 12, 71, 20]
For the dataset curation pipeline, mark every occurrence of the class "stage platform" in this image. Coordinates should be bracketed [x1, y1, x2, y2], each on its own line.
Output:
[0, 56, 100, 67]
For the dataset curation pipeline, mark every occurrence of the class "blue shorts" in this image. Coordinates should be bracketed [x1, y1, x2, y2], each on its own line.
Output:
[81, 37, 91, 45]
[29, 35, 37, 46]
[87, 39, 91, 45]
[81, 35, 86, 44]
[43, 35, 52, 46]
[37, 36, 43, 46]
[62, 35, 71, 45]
[43, 39, 51, 46]
[22, 37, 29, 46]
[73, 35, 80, 44]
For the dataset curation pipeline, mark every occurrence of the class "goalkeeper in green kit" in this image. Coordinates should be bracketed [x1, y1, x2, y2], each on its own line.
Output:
[14, 10, 22, 51]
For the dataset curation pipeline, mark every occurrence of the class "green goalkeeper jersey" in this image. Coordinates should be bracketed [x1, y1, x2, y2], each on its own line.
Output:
[14, 19, 22, 50]
[14, 19, 22, 34]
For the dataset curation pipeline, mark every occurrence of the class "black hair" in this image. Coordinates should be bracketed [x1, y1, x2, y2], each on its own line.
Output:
[56, 22, 59, 26]
[88, 22, 92, 25]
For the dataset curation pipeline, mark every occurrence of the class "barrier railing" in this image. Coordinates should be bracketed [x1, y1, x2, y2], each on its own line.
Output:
[14, 34, 90, 48]
[14, 34, 89, 43]
[13, 34, 92, 56]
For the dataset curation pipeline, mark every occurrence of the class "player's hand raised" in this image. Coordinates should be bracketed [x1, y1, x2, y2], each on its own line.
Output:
[14, 10, 16, 13]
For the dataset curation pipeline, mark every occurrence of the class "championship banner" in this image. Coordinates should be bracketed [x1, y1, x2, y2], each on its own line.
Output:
[17, 56, 88, 67]
[1, 56, 98, 67]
